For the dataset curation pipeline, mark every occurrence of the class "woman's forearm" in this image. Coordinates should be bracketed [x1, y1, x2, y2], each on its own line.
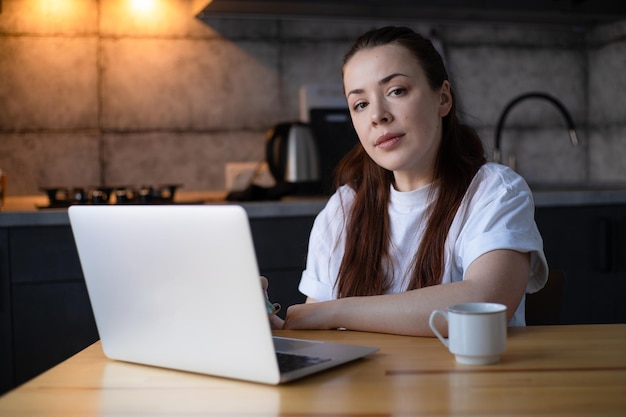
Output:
[283, 250, 529, 336]
[284, 282, 481, 336]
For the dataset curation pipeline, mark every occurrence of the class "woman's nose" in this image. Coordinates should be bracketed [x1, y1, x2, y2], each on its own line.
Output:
[370, 102, 392, 125]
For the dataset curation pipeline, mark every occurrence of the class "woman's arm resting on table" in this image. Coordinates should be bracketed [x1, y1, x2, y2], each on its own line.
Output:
[282, 249, 530, 337]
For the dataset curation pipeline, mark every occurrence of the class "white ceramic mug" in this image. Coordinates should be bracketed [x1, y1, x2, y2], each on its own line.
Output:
[429, 302, 507, 365]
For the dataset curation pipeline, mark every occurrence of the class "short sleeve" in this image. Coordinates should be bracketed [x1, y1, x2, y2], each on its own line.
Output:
[297, 186, 353, 301]
[454, 165, 548, 295]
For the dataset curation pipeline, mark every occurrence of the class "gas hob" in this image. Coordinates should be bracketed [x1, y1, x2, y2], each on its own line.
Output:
[38, 184, 182, 209]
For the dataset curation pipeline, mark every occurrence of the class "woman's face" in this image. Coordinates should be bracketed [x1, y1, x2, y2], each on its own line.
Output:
[343, 44, 452, 191]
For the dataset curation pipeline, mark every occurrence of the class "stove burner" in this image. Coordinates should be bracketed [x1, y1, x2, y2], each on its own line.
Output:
[38, 185, 182, 209]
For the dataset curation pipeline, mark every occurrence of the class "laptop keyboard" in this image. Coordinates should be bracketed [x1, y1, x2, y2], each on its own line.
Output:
[276, 352, 331, 373]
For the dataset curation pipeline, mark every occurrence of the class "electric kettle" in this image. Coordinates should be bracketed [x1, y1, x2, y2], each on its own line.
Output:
[265, 122, 321, 195]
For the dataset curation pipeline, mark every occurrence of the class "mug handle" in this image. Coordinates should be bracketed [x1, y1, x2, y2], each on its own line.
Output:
[429, 309, 449, 348]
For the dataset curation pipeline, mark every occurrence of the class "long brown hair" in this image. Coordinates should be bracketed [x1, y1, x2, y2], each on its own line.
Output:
[335, 26, 486, 297]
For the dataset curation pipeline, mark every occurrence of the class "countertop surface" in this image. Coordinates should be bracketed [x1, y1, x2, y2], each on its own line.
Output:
[2, 188, 626, 227]
[0, 191, 329, 227]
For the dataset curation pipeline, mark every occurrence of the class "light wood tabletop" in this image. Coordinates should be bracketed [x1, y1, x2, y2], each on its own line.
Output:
[0, 324, 625, 416]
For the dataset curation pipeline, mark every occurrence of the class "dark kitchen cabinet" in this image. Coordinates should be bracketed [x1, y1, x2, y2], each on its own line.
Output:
[250, 216, 314, 317]
[7, 226, 99, 390]
[0, 229, 13, 395]
[535, 204, 626, 324]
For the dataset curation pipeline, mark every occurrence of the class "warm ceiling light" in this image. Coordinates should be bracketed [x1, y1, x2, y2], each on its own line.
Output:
[130, 0, 157, 13]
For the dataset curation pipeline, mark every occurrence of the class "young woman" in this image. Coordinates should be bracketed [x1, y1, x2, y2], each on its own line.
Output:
[266, 26, 547, 336]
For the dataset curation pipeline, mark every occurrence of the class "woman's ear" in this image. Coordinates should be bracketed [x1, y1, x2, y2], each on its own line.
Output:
[438, 80, 453, 117]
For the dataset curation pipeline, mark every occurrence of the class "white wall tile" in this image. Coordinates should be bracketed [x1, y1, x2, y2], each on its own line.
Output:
[0, 37, 98, 129]
[450, 46, 585, 129]
[103, 131, 266, 190]
[100, 38, 280, 130]
[588, 41, 626, 125]
[0, 0, 97, 34]
[588, 127, 626, 183]
[0, 133, 100, 193]
[100, 0, 209, 37]
[496, 128, 587, 185]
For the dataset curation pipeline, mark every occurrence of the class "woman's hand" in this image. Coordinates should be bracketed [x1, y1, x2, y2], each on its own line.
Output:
[260, 276, 271, 298]
[282, 299, 333, 330]
[260, 276, 284, 330]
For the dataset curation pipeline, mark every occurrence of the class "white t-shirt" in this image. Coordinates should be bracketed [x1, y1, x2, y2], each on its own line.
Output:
[298, 163, 548, 326]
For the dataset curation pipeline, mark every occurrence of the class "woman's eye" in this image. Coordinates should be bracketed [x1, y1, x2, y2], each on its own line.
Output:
[389, 87, 406, 97]
[353, 101, 368, 111]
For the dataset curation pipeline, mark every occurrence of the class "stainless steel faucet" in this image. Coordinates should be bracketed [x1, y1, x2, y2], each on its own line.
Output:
[493, 92, 579, 169]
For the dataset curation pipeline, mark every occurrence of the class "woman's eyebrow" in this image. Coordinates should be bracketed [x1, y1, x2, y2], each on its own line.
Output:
[346, 73, 409, 98]
[380, 72, 409, 85]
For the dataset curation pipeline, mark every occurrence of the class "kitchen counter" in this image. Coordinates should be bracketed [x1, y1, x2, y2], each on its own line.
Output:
[530, 185, 626, 207]
[0, 192, 329, 227]
[2, 187, 626, 227]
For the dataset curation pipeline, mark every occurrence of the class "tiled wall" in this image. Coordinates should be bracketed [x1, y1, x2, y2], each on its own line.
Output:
[1, 0, 624, 196]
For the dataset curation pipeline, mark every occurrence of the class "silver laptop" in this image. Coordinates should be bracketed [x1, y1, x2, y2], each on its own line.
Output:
[68, 204, 377, 384]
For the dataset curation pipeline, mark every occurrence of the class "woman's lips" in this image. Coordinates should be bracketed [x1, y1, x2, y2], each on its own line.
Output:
[375, 132, 404, 149]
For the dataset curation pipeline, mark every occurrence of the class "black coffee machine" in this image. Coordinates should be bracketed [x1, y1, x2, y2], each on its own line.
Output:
[308, 108, 359, 195]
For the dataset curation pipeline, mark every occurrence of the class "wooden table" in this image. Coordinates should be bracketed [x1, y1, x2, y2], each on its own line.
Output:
[1, 324, 625, 416]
